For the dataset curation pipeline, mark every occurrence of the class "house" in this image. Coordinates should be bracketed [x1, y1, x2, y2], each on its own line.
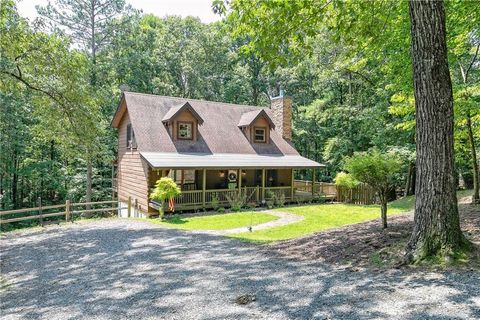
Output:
[111, 91, 324, 216]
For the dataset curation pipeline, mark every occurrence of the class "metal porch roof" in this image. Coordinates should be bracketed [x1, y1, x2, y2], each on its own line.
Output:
[140, 152, 324, 169]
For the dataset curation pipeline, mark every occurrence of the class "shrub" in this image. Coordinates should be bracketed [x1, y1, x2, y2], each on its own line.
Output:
[149, 177, 181, 219]
[334, 172, 360, 189]
[265, 190, 276, 209]
[211, 193, 220, 211]
[217, 207, 225, 213]
[225, 192, 247, 212]
[344, 149, 402, 229]
[276, 193, 286, 207]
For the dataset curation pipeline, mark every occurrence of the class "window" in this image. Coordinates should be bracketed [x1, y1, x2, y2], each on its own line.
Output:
[177, 122, 193, 140]
[254, 127, 266, 143]
[126, 124, 136, 148]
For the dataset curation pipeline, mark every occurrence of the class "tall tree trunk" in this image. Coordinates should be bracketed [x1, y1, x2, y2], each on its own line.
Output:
[406, 0, 469, 262]
[12, 150, 18, 208]
[466, 115, 479, 203]
[380, 192, 388, 229]
[404, 163, 415, 196]
[85, 160, 93, 216]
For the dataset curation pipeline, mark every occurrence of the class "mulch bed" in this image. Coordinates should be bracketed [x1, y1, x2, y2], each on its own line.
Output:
[267, 203, 480, 268]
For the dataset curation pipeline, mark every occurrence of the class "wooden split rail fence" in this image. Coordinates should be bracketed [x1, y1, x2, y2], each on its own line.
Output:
[0, 199, 120, 226]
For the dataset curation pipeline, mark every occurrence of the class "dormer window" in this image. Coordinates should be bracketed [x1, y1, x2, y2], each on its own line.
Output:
[254, 127, 266, 143]
[162, 102, 204, 142]
[238, 109, 275, 144]
[177, 122, 193, 140]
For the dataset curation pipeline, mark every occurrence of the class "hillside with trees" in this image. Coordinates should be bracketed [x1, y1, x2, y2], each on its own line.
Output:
[1, 0, 479, 253]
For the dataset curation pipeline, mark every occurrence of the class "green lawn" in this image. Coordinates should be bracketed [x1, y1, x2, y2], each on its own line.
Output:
[231, 203, 410, 243]
[145, 211, 278, 230]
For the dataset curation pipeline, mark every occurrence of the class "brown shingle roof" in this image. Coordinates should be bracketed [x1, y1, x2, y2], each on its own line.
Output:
[162, 102, 204, 124]
[114, 92, 311, 159]
[237, 109, 275, 128]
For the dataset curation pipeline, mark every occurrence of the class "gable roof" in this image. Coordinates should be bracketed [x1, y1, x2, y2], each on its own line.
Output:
[162, 102, 204, 124]
[237, 109, 275, 128]
[111, 92, 324, 167]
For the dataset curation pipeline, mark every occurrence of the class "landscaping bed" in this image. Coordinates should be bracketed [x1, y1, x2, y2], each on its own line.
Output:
[267, 203, 480, 269]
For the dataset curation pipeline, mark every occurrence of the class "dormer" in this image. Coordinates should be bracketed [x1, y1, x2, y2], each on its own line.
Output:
[238, 109, 275, 144]
[162, 102, 204, 141]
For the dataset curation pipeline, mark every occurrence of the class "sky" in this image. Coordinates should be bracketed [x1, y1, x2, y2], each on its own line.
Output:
[16, 0, 222, 23]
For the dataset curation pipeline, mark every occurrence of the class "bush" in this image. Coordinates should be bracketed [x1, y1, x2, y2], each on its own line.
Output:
[265, 190, 276, 209]
[211, 193, 220, 211]
[149, 177, 181, 219]
[276, 193, 286, 207]
[344, 149, 402, 228]
[334, 172, 360, 189]
[225, 192, 247, 212]
[217, 207, 225, 213]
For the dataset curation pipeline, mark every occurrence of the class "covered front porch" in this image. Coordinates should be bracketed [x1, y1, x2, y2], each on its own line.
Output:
[141, 152, 326, 212]
[148, 168, 330, 212]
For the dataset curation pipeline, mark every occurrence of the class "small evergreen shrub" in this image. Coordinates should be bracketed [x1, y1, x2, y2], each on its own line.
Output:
[211, 193, 220, 211]
[265, 190, 276, 209]
[226, 192, 247, 212]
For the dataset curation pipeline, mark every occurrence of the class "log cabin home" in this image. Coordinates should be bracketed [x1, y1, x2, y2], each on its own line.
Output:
[111, 91, 326, 216]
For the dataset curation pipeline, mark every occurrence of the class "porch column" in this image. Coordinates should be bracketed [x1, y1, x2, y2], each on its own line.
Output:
[238, 169, 242, 195]
[261, 168, 266, 200]
[202, 169, 206, 209]
[291, 168, 294, 202]
[312, 168, 316, 198]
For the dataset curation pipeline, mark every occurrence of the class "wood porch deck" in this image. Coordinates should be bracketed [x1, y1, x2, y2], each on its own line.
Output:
[150, 181, 337, 212]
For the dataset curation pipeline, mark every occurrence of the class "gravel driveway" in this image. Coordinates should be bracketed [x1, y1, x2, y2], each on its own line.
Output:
[1, 219, 479, 320]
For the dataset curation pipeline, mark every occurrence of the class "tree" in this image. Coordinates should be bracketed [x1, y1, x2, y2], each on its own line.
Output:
[149, 177, 181, 219]
[405, 0, 469, 262]
[37, 0, 132, 207]
[37, 0, 132, 85]
[334, 172, 359, 190]
[344, 149, 402, 228]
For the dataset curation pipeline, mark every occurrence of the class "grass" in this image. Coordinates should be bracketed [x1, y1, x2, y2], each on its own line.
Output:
[231, 203, 410, 243]
[145, 211, 278, 231]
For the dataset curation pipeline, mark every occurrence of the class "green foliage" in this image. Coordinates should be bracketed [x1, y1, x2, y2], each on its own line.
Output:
[276, 193, 286, 207]
[149, 178, 181, 218]
[334, 172, 359, 189]
[264, 191, 286, 208]
[265, 190, 276, 209]
[344, 148, 403, 228]
[2, 0, 479, 216]
[225, 192, 247, 212]
[210, 193, 220, 211]
[150, 178, 181, 203]
[344, 149, 402, 192]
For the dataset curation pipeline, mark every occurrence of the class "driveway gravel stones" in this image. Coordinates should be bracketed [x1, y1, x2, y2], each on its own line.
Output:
[1, 219, 479, 319]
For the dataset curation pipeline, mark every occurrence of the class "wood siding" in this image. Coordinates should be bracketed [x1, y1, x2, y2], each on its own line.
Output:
[172, 110, 198, 141]
[117, 111, 150, 212]
[247, 116, 271, 143]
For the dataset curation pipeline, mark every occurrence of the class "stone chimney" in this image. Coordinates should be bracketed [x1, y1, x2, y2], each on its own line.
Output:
[270, 91, 293, 141]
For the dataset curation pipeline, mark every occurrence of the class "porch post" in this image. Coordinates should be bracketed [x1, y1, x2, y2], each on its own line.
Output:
[291, 168, 294, 202]
[261, 168, 266, 200]
[238, 169, 242, 195]
[312, 168, 316, 198]
[202, 169, 206, 209]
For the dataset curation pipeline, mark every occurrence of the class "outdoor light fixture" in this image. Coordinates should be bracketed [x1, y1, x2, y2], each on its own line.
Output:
[219, 170, 225, 178]
[241, 170, 246, 176]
